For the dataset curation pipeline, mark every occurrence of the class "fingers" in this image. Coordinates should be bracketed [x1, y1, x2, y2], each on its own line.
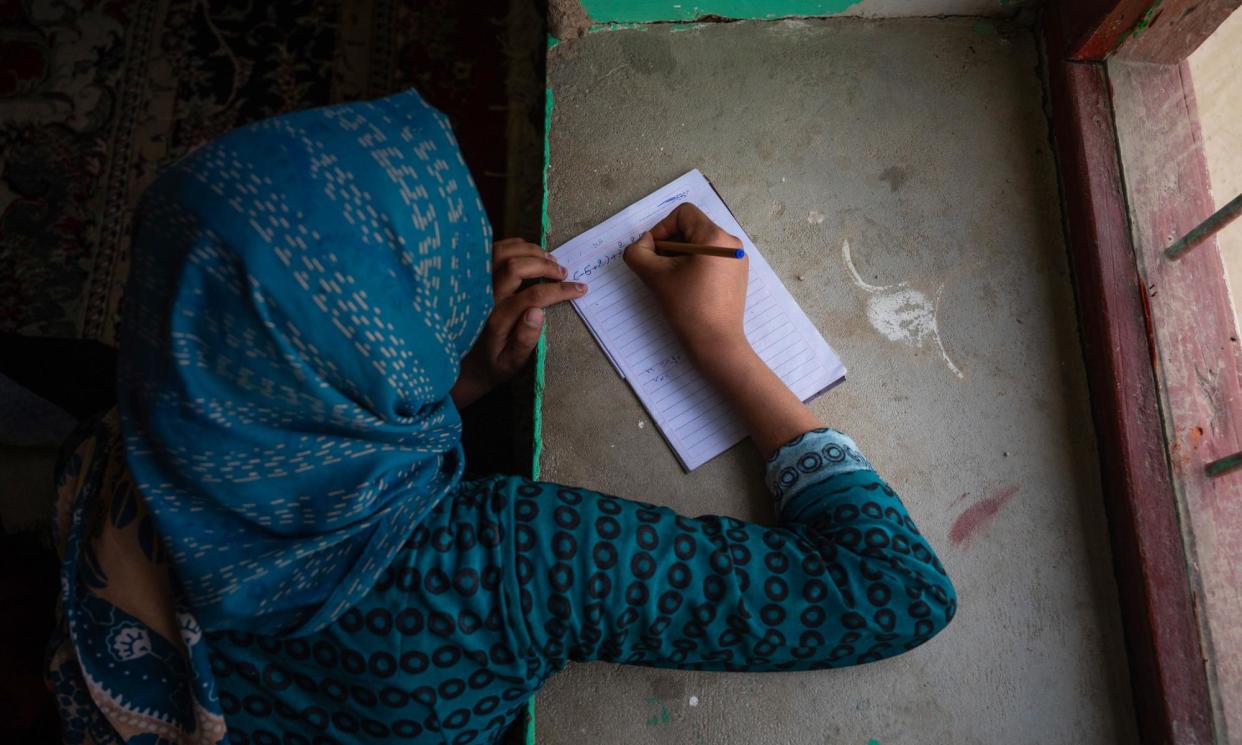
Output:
[496, 307, 544, 373]
[484, 282, 582, 371]
[622, 231, 665, 281]
[486, 280, 586, 346]
[650, 203, 742, 247]
[494, 255, 567, 297]
[516, 280, 587, 308]
[649, 204, 704, 241]
[492, 238, 546, 265]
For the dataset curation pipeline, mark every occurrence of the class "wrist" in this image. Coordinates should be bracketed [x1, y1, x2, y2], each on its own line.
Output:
[686, 333, 760, 382]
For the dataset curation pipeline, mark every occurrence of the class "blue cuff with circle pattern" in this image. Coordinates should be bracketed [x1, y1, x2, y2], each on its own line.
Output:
[765, 428, 874, 511]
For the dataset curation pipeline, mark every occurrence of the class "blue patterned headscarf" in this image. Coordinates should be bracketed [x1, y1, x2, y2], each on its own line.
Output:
[118, 90, 492, 635]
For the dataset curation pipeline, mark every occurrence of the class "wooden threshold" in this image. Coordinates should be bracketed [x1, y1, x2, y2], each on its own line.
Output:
[1042, 5, 1217, 743]
[1109, 55, 1242, 740]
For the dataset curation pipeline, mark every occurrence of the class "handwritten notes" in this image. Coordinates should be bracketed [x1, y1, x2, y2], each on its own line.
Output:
[551, 170, 845, 471]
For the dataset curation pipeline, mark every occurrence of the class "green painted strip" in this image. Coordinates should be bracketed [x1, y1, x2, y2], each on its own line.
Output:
[531, 86, 554, 485]
[522, 82, 555, 745]
[580, 0, 862, 23]
[532, 331, 547, 484]
[541, 89, 554, 250]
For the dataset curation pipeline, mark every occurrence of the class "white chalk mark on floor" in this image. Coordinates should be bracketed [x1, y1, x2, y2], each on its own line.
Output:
[932, 284, 964, 378]
[842, 239, 898, 293]
[842, 239, 964, 379]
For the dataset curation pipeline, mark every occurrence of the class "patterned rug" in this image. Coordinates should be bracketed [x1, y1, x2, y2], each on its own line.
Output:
[0, 0, 543, 342]
[0, 3, 545, 741]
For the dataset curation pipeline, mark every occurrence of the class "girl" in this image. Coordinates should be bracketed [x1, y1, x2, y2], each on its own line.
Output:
[48, 90, 954, 745]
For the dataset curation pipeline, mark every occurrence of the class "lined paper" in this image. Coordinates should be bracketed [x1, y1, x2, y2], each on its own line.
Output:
[551, 170, 845, 471]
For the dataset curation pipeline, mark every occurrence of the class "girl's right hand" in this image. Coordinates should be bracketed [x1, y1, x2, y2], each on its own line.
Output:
[622, 204, 751, 365]
[625, 203, 822, 456]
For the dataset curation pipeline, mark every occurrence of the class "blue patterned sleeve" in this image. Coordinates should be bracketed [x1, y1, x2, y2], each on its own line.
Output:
[479, 428, 956, 676]
[765, 428, 874, 513]
[761, 428, 956, 647]
[202, 429, 959, 744]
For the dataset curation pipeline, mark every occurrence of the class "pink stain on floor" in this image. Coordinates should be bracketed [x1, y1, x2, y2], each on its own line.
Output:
[948, 485, 1021, 548]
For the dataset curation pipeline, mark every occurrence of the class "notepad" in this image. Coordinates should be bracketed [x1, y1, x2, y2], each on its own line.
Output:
[551, 169, 846, 471]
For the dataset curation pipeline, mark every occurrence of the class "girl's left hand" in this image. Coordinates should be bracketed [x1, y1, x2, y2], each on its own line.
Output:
[451, 238, 586, 409]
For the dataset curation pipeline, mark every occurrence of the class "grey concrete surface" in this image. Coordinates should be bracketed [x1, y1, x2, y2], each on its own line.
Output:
[537, 18, 1136, 744]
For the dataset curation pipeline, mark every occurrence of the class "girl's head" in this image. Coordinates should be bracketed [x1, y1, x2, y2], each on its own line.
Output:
[118, 90, 492, 632]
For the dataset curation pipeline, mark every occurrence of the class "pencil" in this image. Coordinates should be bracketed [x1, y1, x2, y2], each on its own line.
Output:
[652, 240, 746, 259]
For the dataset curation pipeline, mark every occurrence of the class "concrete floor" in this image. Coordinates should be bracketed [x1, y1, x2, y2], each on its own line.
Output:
[1188, 7, 1242, 331]
[537, 18, 1137, 745]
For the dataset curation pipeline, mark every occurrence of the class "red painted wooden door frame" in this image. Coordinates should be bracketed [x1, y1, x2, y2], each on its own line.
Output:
[1041, 1, 1242, 742]
[1057, 0, 1154, 58]
[1061, 0, 1242, 61]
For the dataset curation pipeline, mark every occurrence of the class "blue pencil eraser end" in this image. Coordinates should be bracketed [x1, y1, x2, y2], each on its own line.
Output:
[735, 249, 745, 259]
